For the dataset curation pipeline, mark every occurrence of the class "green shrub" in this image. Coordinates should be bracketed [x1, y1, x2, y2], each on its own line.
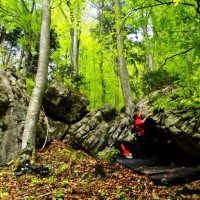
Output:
[97, 147, 120, 163]
[26, 77, 35, 94]
[142, 68, 177, 94]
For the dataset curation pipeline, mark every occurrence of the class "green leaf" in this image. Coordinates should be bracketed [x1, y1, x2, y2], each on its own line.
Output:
[173, 0, 181, 6]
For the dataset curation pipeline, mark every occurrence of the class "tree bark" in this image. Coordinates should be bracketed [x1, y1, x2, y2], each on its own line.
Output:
[142, 15, 154, 71]
[21, 0, 50, 161]
[114, 0, 134, 116]
[21, 0, 37, 76]
[70, 28, 79, 76]
[67, 0, 81, 77]
[18, 49, 24, 71]
[99, 0, 106, 104]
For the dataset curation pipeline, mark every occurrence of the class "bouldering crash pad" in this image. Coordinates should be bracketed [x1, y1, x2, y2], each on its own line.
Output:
[139, 166, 185, 175]
[116, 156, 158, 173]
[149, 167, 200, 186]
[116, 156, 200, 186]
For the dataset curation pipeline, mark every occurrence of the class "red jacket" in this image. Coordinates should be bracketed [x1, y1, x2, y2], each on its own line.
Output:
[134, 118, 145, 135]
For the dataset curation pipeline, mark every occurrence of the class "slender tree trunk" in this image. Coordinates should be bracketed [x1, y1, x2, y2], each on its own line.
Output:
[5, 44, 13, 65]
[99, 52, 106, 103]
[147, 52, 154, 71]
[114, 0, 134, 116]
[18, 49, 24, 71]
[23, 34, 32, 76]
[99, 0, 106, 104]
[20, 0, 36, 76]
[142, 24, 154, 71]
[21, 0, 50, 161]
[0, 26, 5, 44]
[70, 28, 79, 76]
[66, 0, 81, 77]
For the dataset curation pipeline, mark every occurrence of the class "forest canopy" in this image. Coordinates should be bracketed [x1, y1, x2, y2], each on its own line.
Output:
[0, 0, 200, 112]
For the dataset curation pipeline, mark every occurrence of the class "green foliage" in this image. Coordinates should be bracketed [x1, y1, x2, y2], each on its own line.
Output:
[150, 63, 199, 116]
[53, 190, 65, 199]
[173, 0, 181, 6]
[1, 0, 200, 113]
[142, 68, 178, 94]
[113, 187, 126, 199]
[25, 77, 35, 94]
[98, 189, 106, 199]
[151, 86, 200, 117]
[0, 191, 9, 198]
[97, 147, 120, 163]
[0, 0, 42, 75]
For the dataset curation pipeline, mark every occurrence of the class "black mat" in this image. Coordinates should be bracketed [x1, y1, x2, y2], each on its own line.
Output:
[116, 156, 200, 186]
[140, 166, 185, 175]
[116, 156, 158, 173]
[149, 167, 200, 186]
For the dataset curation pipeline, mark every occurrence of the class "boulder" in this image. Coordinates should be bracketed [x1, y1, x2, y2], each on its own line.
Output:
[135, 87, 200, 159]
[43, 80, 89, 123]
[0, 67, 199, 165]
[64, 87, 200, 162]
[64, 104, 134, 153]
[0, 68, 30, 164]
[0, 69, 80, 164]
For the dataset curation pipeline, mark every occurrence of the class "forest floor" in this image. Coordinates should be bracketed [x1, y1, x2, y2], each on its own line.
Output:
[0, 140, 199, 200]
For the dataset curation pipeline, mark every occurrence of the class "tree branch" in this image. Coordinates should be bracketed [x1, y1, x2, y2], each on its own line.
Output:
[155, 0, 195, 7]
[31, 0, 35, 14]
[196, 0, 200, 14]
[51, 0, 65, 10]
[122, 1, 196, 29]
[160, 47, 194, 67]
[20, 0, 30, 12]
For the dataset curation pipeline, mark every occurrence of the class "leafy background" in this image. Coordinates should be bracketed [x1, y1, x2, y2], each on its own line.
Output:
[1, 0, 200, 113]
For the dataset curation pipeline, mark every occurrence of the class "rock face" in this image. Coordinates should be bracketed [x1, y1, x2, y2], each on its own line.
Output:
[0, 68, 30, 164]
[64, 104, 134, 153]
[63, 87, 200, 162]
[43, 80, 89, 123]
[0, 69, 87, 164]
[0, 67, 199, 165]
[135, 88, 200, 159]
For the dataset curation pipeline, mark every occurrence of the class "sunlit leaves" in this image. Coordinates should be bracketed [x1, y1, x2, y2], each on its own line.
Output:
[1, 0, 200, 111]
[173, 0, 181, 7]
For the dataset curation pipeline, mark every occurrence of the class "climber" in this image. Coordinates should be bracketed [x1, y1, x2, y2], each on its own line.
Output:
[133, 111, 154, 136]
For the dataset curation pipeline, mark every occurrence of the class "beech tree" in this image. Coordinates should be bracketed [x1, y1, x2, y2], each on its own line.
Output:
[114, 0, 134, 115]
[21, 0, 50, 161]
[67, 0, 82, 77]
[0, 0, 41, 76]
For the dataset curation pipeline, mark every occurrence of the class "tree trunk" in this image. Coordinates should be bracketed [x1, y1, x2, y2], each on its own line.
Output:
[114, 0, 134, 116]
[142, 19, 154, 71]
[147, 52, 154, 71]
[20, 0, 37, 77]
[67, 0, 81, 77]
[5, 44, 13, 65]
[23, 33, 32, 76]
[99, 0, 106, 104]
[21, 0, 50, 161]
[18, 49, 24, 71]
[70, 28, 79, 76]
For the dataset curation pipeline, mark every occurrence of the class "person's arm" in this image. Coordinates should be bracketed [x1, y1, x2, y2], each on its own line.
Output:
[141, 112, 153, 124]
